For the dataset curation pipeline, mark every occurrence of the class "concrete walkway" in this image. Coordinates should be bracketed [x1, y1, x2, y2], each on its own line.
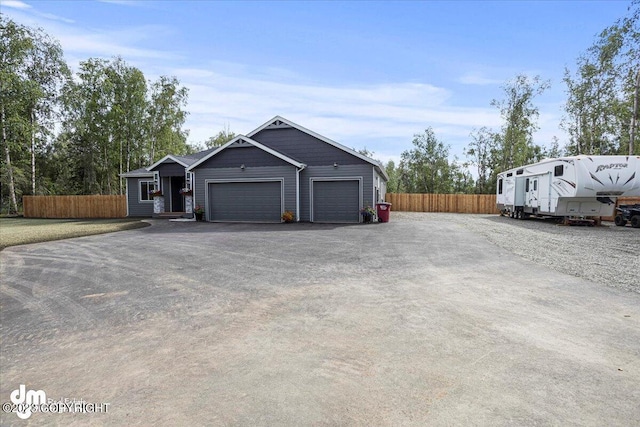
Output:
[1, 216, 638, 426]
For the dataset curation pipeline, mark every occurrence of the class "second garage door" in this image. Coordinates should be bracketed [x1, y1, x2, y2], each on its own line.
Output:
[312, 179, 360, 223]
[208, 181, 282, 222]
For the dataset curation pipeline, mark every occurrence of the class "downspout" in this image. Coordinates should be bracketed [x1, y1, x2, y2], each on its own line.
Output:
[372, 167, 376, 204]
[296, 165, 306, 222]
[189, 168, 197, 220]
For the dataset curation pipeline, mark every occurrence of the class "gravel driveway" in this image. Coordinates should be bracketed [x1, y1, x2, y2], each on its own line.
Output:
[395, 212, 639, 293]
[1, 214, 638, 426]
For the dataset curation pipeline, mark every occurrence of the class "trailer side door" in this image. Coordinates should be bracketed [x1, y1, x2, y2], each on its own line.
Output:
[527, 177, 539, 209]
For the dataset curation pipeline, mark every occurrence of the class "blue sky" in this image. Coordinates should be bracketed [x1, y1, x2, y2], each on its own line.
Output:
[0, 0, 631, 165]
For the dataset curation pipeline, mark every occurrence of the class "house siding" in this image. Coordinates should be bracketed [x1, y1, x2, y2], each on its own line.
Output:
[251, 127, 368, 166]
[153, 161, 185, 177]
[193, 166, 298, 221]
[123, 117, 387, 221]
[374, 169, 387, 204]
[126, 177, 154, 217]
[300, 164, 374, 222]
[196, 145, 291, 169]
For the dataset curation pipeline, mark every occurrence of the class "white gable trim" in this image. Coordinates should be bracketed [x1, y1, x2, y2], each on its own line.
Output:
[147, 155, 190, 171]
[247, 115, 389, 181]
[187, 135, 306, 171]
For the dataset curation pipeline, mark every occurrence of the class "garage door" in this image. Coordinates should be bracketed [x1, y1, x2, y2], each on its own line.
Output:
[208, 181, 282, 222]
[312, 180, 360, 223]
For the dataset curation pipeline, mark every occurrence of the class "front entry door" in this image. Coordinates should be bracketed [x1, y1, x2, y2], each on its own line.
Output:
[170, 176, 185, 212]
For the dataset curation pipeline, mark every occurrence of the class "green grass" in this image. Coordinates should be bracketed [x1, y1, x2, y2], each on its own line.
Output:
[0, 218, 150, 250]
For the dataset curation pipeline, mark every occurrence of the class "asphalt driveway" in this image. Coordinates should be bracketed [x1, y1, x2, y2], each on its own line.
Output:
[1, 215, 639, 426]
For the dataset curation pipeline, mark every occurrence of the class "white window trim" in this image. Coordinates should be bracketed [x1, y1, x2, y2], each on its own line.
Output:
[138, 179, 154, 203]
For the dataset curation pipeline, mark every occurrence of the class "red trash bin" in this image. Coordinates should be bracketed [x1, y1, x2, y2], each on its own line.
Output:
[376, 202, 392, 222]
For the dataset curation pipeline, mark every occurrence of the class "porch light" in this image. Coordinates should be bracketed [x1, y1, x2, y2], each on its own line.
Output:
[240, 164, 245, 170]
[333, 162, 338, 168]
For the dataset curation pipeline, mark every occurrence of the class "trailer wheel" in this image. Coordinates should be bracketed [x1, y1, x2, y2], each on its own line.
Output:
[614, 215, 627, 227]
[631, 215, 640, 228]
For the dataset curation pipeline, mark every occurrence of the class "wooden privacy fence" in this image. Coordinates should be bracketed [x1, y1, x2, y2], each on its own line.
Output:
[23, 195, 127, 218]
[385, 193, 498, 214]
[386, 194, 640, 218]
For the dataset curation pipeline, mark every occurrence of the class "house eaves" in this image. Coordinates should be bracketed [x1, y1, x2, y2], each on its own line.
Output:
[247, 115, 389, 181]
[187, 135, 306, 171]
[120, 168, 153, 178]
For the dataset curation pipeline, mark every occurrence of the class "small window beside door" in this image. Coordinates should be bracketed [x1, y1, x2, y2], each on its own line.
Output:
[139, 180, 154, 202]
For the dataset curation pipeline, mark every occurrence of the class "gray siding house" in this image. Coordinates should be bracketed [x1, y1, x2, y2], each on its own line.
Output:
[122, 116, 388, 223]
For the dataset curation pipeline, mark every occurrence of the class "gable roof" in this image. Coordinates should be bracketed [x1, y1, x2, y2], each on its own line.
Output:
[247, 115, 389, 180]
[147, 154, 191, 171]
[187, 135, 306, 171]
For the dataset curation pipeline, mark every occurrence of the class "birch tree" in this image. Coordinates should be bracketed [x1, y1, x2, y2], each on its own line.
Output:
[0, 16, 68, 212]
[563, 1, 639, 155]
[491, 74, 550, 171]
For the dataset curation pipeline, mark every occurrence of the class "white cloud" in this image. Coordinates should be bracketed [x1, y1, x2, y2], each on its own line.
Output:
[97, 0, 139, 5]
[37, 11, 75, 24]
[2, 6, 174, 68]
[176, 65, 503, 162]
[2, 2, 565, 168]
[458, 73, 503, 86]
[0, 0, 31, 9]
[1, 1, 76, 23]
[57, 26, 179, 61]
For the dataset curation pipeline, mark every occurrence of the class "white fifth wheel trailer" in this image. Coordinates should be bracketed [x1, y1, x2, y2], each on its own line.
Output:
[496, 155, 640, 219]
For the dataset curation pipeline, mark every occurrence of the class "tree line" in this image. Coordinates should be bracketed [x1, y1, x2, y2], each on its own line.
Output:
[1, 16, 192, 213]
[1, 3, 639, 213]
[385, 2, 639, 195]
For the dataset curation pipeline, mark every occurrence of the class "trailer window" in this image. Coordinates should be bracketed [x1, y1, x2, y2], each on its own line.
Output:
[498, 179, 503, 194]
[533, 180, 537, 191]
[554, 165, 563, 176]
[516, 169, 524, 175]
[525, 178, 529, 192]
[506, 172, 513, 177]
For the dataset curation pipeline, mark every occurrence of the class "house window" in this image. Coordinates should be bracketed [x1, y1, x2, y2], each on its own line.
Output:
[498, 179, 503, 194]
[554, 165, 563, 177]
[139, 180, 154, 202]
